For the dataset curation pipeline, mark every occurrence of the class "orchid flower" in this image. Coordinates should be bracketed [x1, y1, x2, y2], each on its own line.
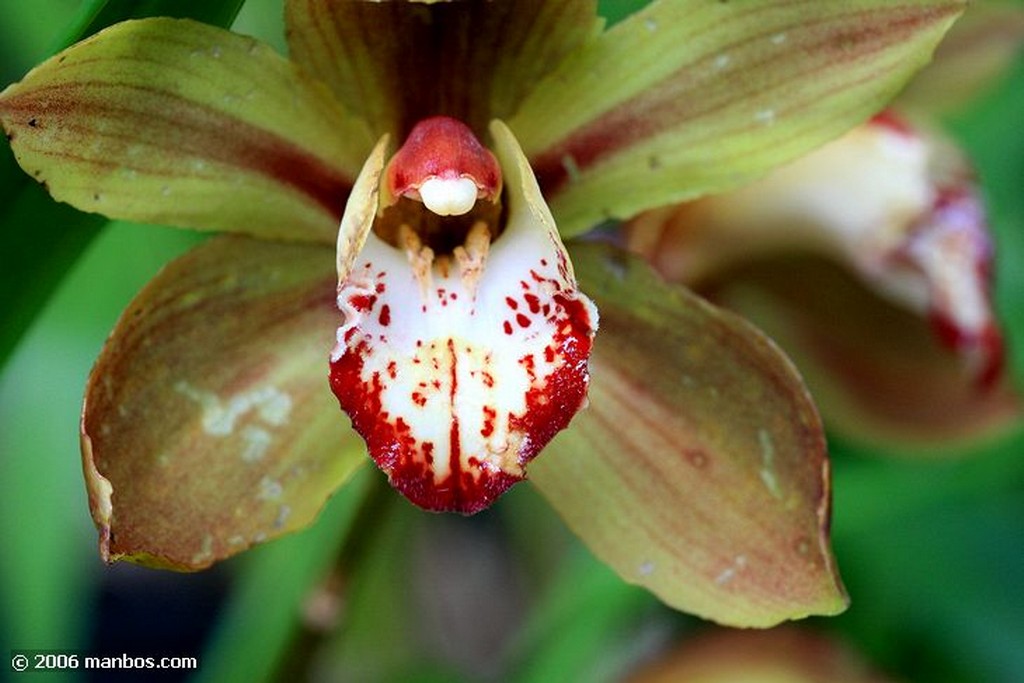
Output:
[625, 2, 1024, 449]
[0, 0, 965, 627]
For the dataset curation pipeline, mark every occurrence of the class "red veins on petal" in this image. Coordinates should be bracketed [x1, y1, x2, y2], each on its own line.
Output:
[385, 116, 502, 201]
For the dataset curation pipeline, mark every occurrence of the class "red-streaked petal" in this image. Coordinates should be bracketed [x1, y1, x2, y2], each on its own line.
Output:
[82, 236, 364, 569]
[329, 121, 597, 514]
[626, 117, 936, 285]
[532, 243, 845, 627]
[285, 0, 600, 139]
[509, 0, 966, 236]
[0, 18, 372, 242]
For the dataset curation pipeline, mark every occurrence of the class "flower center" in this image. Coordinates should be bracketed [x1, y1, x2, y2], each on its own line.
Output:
[374, 117, 504, 257]
[328, 118, 598, 514]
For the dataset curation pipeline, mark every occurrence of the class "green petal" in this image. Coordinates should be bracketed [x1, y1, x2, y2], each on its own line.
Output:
[285, 0, 601, 138]
[708, 256, 1022, 451]
[81, 236, 364, 570]
[0, 18, 372, 242]
[510, 0, 966, 236]
[530, 243, 846, 627]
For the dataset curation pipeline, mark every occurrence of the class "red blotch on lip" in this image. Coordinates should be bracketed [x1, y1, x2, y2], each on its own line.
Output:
[510, 295, 594, 457]
[385, 116, 501, 200]
[328, 294, 594, 515]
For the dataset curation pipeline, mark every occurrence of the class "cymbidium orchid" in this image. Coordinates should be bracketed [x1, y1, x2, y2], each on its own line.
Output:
[0, 0, 967, 627]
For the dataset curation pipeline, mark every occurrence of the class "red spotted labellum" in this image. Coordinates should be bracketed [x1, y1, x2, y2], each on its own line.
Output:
[329, 117, 598, 513]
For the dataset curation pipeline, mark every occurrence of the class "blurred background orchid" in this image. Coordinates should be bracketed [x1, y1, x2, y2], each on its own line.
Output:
[1, 1, 1023, 682]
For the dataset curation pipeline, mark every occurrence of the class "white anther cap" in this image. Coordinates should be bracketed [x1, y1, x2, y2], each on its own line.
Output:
[419, 177, 478, 216]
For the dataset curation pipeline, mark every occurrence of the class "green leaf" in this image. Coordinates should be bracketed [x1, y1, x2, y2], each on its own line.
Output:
[831, 447, 1024, 682]
[0, 178, 106, 370]
[0, 222, 199, 679]
[0, 0, 247, 369]
[509, 549, 657, 683]
[302, 501, 440, 682]
[596, 0, 651, 26]
[81, 236, 365, 569]
[511, 0, 967, 236]
[530, 243, 846, 627]
[196, 467, 374, 683]
[64, 0, 249, 49]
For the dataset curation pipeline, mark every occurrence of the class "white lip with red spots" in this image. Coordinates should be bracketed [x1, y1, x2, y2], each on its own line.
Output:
[329, 120, 597, 514]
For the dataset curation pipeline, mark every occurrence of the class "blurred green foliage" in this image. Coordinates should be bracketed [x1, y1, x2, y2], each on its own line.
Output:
[1, 1, 1022, 682]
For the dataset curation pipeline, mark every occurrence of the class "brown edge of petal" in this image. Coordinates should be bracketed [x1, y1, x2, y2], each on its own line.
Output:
[695, 274, 847, 620]
[80, 372, 206, 572]
[744, 307, 847, 617]
[816, 448, 847, 615]
[80, 403, 114, 565]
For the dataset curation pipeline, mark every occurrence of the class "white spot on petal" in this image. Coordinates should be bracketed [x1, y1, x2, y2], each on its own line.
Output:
[175, 383, 292, 436]
[755, 109, 776, 126]
[759, 428, 782, 499]
[240, 425, 272, 463]
[258, 476, 283, 501]
[191, 534, 214, 565]
[560, 154, 581, 183]
[274, 504, 292, 528]
[715, 554, 748, 586]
